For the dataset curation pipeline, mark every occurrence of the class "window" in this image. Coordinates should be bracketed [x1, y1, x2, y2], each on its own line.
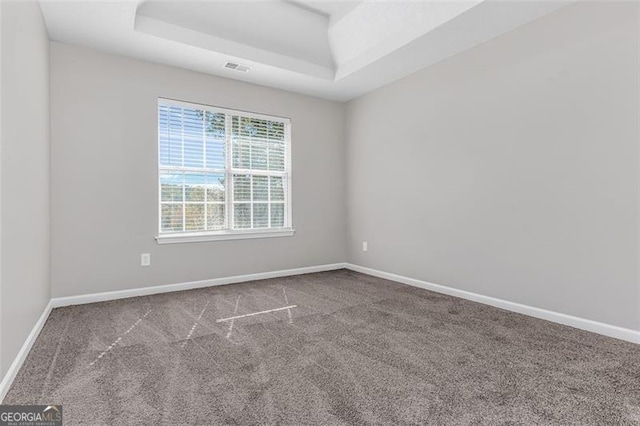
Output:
[156, 98, 293, 243]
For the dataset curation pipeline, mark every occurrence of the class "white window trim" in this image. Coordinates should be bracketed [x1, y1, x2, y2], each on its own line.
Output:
[156, 98, 294, 244]
[155, 228, 295, 244]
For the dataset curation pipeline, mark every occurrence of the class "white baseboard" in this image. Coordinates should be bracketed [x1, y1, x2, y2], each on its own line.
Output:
[2, 261, 636, 401]
[0, 300, 54, 402]
[51, 263, 347, 308]
[345, 263, 640, 344]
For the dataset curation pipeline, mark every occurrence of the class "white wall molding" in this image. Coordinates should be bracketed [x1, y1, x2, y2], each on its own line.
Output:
[51, 263, 347, 308]
[345, 263, 640, 344]
[0, 300, 53, 402]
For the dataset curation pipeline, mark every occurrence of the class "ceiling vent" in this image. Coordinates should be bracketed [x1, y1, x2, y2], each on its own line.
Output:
[224, 62, 250, 73]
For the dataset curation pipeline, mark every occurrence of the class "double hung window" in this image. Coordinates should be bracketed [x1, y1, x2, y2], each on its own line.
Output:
[156, 98, 292, 243]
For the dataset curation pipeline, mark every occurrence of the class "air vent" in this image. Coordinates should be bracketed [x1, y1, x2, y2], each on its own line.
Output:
[224, 62, 250, 73]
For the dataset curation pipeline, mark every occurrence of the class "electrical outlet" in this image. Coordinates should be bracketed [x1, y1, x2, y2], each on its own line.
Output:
[141, 253, 151, 267]
[362, 241, 368, 252]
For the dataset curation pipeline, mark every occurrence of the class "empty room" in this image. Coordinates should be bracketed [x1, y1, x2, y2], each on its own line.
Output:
[0, 0, 638, 424]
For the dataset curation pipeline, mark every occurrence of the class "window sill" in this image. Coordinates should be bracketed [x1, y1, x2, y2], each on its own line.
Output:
[155, 228, 296, 244]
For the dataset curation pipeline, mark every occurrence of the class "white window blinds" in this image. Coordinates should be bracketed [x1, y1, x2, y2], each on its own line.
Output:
[158, 99, 291, 237]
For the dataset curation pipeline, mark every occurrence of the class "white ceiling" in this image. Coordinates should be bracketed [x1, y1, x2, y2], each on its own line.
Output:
[39, 0, 573, 102]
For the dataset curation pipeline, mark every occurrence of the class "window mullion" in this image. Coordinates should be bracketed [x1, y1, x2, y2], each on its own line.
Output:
[203, 113, 208, 231]
[267, 124, 272, 229]
[248, 119, 253, 229]
[226, 114, 233, 230]
[285, 121, 291, 228]
[160, 165, 226, 173]
[250, 175, 254, 229]
[181, 110, 186, 232]
[181, 173, 186, 232]
[181, 108, 185, 168]
[227, 168, 285, 177]
[267, 176, 271, 228]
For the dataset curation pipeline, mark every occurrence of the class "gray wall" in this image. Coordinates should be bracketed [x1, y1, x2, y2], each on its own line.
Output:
[346, 2, 639, 330]
[50, 43, 346, 298]
[0, 1, 51, 376]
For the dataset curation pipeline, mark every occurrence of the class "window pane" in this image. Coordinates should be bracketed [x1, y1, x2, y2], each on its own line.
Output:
[161, 203, 183, 232]
[232, 117, 251, 169]
[268, 121, 285, 140]
[251, 142, 268, 170]
[253, 203, 268, 228]
[234, 203, 251, 229]
[232, 116, 285, 171]
[233, 174, 251, 201]
[185, 173, 205, 202]
[159, 105, 170, 166]
[270, 203, 285, 228]
[207, 204, 226, 230]
[270, 176, 284, 201]
[160, 171, 184, 202]
[160, 106, 227, 170]
[232, 140, 251, 169]
[253, 176, 268, 201]
[167, 106, 184, 166]
[183, 109, 204, 168]
[205, 111, 226, 170]
[236, 116, 257, 138]
[206, 173, 225, 202]
[268, 144, 285, 171]
[185, 204, 205, 231]
[184, 141, 203, 168]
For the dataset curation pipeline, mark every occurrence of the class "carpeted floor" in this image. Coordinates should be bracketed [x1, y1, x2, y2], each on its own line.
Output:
[3, 269, 639, 425]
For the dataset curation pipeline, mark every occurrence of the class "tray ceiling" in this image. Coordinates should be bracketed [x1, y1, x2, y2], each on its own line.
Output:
[39, 0, 572, 101]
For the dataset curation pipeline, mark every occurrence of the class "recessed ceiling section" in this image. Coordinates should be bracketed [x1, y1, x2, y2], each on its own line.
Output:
[133, 0, 508, 82]
[39, 0, 574, 101]
[329, 1, 483, 79]
[287, 1, 362, 24]
[135, 0, 336, 80]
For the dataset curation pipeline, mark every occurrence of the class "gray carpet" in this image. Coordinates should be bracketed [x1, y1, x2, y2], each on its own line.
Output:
[3, 270, 639, 425]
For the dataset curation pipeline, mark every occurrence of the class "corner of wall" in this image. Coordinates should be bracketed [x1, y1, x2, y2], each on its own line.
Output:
[43, 1, 52, 305]
[0, 0, 51, 379]
[343, 98, 354, 265]
[0, 0, 4, 378]
[340, 100, 350, 263]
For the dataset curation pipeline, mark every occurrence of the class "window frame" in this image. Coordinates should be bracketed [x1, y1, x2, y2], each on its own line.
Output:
[155, 98, 294, 244]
